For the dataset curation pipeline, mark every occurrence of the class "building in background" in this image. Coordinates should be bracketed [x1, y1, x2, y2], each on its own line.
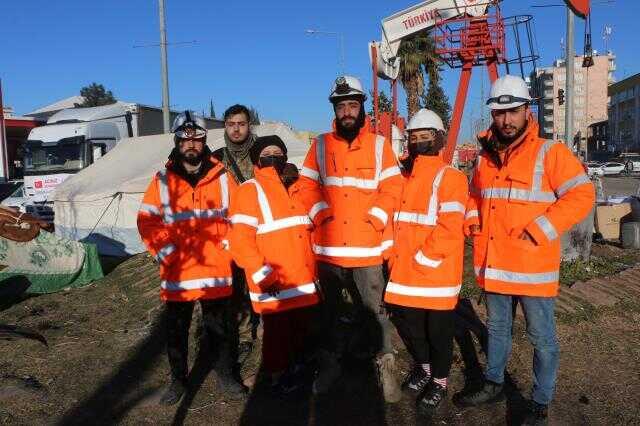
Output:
[533, 52, 616, 159]
[609, 72, 640, 153]
[587, 120, 610, 160]
[1, 107, 44, 181]
[23, 96, 85, 122]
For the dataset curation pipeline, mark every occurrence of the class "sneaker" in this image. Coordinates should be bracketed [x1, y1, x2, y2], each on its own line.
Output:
[377, 353, 402, 403]
[453, 380, 504, 407]
[522, 400, 549, 426]
[312, 351, 342, 395]
[159, 378, 187, 406]
[403, 364, 430, 393]
[417, 380, 448, 417]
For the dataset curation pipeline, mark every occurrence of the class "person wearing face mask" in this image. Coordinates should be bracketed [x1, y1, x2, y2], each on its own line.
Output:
[455, 76, 594, 425]
[228, 135, 323, 394]
[382, 109, 468, 417]
[137, 111, 245, 405]
[297, 75, 403, 402]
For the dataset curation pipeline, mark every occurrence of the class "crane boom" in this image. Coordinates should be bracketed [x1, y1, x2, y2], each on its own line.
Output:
[371, 0, 490, 80]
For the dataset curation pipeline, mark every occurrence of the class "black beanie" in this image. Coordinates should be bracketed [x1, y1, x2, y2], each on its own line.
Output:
[250, 135, 288, 165]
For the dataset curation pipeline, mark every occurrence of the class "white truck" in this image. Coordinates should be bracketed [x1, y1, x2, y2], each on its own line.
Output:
[22, 103, 217, 221]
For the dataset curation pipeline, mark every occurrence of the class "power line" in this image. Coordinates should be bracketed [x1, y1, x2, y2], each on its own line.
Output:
[133, 40, 198, 49]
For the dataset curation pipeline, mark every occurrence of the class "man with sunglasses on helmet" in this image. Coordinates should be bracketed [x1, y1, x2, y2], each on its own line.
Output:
[455, 75, 594, 425]
[298, 76, 403, 403]
[137, 111, 245, 405]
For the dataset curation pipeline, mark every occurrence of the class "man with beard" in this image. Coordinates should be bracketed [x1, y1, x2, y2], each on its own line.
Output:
[137, 111, 245, 405]
[298, 76, 403, 403]
[213, 104, 260, 387]
[454, 76, 594, 425]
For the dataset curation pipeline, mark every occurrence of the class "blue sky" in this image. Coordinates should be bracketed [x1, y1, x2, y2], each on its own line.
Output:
[0, 1, 636, 142]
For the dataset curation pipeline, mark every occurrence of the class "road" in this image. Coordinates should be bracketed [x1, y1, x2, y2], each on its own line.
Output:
[602, 175, 640, 198]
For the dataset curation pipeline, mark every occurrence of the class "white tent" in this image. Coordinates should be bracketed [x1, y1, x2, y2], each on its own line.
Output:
[53, 122, 311, 256]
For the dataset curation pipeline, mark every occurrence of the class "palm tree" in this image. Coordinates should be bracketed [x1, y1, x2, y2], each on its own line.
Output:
[397, 32, 440, 118]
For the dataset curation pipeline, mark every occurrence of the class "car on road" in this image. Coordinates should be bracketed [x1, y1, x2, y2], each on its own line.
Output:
[619, 153, 640, 174]
[587, 162, 605, 176]
[600, 161, 626, 176]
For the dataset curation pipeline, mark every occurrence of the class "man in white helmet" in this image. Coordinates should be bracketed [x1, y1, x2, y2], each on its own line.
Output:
[137, 111, 245, 405]
[454, 76, 595, 425]
[384, 109, 468, 418]
[298, 75, 403, 402]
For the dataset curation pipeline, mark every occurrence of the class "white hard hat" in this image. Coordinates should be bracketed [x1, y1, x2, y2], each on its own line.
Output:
[486, 75, 532, 110]
[406, 109, 445, 132]
[171, 110, 207, 139]
[329, 75, 367, 102]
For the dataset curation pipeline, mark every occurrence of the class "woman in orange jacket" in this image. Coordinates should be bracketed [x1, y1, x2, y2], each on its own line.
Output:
[385, 109, 468, 417]
[228, 135, 325, 393]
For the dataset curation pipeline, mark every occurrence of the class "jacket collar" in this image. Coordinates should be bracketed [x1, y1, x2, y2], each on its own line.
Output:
[330, 116, 373, 149]
[408, 154, 446, 176]
[253, 164, 282, 182]
[166, 155, 226, 187]
[477, 114, 539, 167]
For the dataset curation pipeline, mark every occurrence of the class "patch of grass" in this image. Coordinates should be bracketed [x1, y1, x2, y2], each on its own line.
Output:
[559, 255, 638, 287]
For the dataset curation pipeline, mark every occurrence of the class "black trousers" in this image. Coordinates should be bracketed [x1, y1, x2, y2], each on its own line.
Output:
[390, 306, 455, 379]
[317, 262, 395, 358]
[165, 298, 233, 380]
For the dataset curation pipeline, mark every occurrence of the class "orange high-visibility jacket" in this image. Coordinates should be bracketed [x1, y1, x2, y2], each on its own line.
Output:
[465, 120, 595, 297]
[298, 121, 402, 267]
[137, 157, 235, 302]
[228, 166, 320, 315]
[385, 156, 469, 310]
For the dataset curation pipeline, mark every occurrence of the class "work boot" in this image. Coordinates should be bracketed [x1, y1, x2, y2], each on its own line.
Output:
[159, 378, 187, 406]
[403, 364, 430, 393]
[377, 353, 402, 403]
[312, 351, 342, 395]
[417, 380, 448, 417]
[453, 380, 504, 407]
[522, 400, 549, 426]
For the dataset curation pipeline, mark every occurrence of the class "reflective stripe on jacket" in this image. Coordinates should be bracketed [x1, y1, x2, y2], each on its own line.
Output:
[385, 156, 468, 310]
[228, 166, 320, 314]
[298, 121, 402, 267]
[137, 157, 234, 302]
[466, 120, 595, 297]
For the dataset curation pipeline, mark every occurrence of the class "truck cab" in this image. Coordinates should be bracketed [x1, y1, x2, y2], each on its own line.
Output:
[23, 104, 128, 220]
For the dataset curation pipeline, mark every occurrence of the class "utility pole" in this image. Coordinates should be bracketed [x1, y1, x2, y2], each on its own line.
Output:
[0, 79, 8, 182]
[565, 6, 575, 149]
[158, 0, 171, 133]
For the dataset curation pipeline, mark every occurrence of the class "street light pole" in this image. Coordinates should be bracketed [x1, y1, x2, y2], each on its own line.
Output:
[305, 29, 345, 75]
[565, 6, 575, 149]
[159, 0, 171, 133]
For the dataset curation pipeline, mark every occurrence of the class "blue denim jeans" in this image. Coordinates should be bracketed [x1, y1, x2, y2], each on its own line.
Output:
[485, 293, 559, 405]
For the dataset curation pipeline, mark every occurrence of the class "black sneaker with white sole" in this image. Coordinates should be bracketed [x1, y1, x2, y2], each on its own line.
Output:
[403, 365, 430, 393]
[417, 380, 448, 417]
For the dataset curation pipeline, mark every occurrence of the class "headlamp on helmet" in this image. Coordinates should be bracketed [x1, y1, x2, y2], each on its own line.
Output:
[172, 110, 207, 140]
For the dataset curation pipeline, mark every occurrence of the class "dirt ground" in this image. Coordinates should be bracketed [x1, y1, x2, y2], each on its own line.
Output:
[1, 245, 639, 426]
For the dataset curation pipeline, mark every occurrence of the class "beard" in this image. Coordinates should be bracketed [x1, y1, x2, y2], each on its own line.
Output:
[495, 121, 528, 147]
[335, 105, 366, 142]
[181, 149, 204, 166]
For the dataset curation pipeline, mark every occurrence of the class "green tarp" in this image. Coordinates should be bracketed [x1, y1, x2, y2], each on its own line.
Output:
[0, 230, 103, 294]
